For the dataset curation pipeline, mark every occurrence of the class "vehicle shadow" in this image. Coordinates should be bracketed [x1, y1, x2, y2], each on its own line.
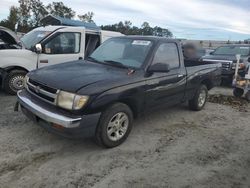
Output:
[220, 79, 233, 88]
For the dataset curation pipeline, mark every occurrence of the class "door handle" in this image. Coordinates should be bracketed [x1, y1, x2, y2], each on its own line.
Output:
[177, 74, 184, 78]
[79, 57, 83, 60]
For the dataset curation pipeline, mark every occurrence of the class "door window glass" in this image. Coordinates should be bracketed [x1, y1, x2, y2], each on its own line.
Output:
[44, 32, 80, 54]
[153, 43, 180, 69]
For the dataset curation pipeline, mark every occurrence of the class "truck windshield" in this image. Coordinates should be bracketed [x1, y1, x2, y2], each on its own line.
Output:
[213, 46, 250, 56]
[89, 38, 153, 68]
[20, 30, 52, 49]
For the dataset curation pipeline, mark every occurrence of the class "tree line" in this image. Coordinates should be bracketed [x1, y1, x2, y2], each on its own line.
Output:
[0, 0, 173, 38]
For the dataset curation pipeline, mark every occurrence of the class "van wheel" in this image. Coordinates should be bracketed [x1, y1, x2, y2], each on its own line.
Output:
[189, 85, 208, 111]
[95, 103, 133, 148]
[3, 70, 27, 95]
[233, 88, 244, 98]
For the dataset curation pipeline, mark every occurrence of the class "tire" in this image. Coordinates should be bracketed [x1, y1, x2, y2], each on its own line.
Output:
[95, 103, 133, 148]
[233, 88, 244, 98]
[246, 91, 250, 102]
[189, 84, 208, 111]
[3, 70, 27, 95]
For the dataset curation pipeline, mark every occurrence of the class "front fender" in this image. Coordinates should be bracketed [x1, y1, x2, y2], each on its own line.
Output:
[0, 49, 37, 71]
[86, 82, 146, 115]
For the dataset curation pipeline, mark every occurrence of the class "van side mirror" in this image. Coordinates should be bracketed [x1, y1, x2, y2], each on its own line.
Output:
[148, 63, 170, 73]
[35, 43, 42, 54]
[248, 57, 250, 62]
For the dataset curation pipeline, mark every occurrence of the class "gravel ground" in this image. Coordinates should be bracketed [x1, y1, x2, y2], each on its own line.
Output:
[0, 87, 250, 188]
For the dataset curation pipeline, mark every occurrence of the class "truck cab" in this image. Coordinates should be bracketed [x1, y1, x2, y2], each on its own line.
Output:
[0, 18, 123, 94]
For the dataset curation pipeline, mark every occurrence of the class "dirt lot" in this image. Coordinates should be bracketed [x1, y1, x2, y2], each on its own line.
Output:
[0, 87, 250, 188]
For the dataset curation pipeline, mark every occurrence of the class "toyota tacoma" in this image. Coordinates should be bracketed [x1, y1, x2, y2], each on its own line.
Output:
[17, 36, 221, 148]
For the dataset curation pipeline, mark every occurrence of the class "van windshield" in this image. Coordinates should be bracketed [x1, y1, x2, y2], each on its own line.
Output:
[20, 30, 52, 49]
[89, 38, 153, 68]
[213, 46, 250, 56]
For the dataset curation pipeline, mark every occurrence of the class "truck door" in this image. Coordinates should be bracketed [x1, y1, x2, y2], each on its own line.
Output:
[145, 42, 186, 108]
[38, 31, 83, 68]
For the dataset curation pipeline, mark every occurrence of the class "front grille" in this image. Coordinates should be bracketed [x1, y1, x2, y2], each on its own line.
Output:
[202, 59, 232, 71]
[27, 78, 58, 104]
[221, 62, 231, 70]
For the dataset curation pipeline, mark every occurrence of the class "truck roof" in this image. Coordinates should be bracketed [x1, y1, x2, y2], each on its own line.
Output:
[32, 25, 94, 32]
[116, 35, 179, 43]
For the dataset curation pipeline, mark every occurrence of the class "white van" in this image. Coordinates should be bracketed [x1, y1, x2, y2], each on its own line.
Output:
[0, 16, 123, 94]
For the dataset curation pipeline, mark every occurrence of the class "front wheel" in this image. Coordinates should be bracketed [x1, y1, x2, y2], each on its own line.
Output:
[3, 70, 27, 95]
[189, 85, 208, 111]
[233, 88, 244, 98]
[95, 103, 133, 148]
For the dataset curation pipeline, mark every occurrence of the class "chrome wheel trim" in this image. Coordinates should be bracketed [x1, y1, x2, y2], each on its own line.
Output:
[10, 75, 25, 91]
[107, 112, 129, 142]
[198, 89, 207, 107]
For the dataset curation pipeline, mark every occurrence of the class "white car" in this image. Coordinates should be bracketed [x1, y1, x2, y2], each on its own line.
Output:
[0, 17, 123, 94]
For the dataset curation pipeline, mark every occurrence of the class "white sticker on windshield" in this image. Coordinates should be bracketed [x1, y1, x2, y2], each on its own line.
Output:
[132, 40, 151, 46]
[240, 47, 250, 49]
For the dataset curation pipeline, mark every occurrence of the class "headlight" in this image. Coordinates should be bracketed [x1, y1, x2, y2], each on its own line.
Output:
[232, 63, 245, 69]
[23, 75, 29, 89]
[56, 90, 89, 110]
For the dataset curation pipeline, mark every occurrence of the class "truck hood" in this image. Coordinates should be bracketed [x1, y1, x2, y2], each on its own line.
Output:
[0, 26, 19, 45]
[202, 55, 241, 62]
[28, 60, 142, 94]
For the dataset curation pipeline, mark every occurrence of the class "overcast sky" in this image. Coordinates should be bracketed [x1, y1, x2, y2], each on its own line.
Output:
[0, 0, 250, 40]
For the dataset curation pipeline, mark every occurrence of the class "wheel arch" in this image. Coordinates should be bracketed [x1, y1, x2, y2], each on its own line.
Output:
[89, 97, 140, 119]
[118, 98, 139, 118]
[201, 78, 213, 90]
[4, 66, 29, 73]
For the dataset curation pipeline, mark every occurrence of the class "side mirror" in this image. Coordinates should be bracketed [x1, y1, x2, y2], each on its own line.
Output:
[148, 63, 170, 73]
[35, 43, 42, 54]
[209, 51, 214, 55]
[248, 57, 250, 62]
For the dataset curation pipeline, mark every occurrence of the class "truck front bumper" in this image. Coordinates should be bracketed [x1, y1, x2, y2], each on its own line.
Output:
[17, 90, 101, 139]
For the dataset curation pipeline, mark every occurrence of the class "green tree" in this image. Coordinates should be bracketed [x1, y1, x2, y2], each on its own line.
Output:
[30, 0, 48, 27]
[153, 26, 172, 38]
[78, 11, 94, 23]
[141, 22, 153, 35]
[47, 2, 75, 19]
[18, 0, 31, 32]
[0, 6, 19, 30]
[101, 21, 173, 38]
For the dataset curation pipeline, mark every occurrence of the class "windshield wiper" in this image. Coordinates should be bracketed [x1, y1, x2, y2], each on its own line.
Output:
[87, 57, 131, 70]
[86, 56, 103, 64]
[103, 60, 128, 69]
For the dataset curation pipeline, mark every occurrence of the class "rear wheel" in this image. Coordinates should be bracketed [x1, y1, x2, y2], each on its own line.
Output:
[233, 88, 244, 98]
[189, 85, 208, 111]
[95, 103, 133, 148]
[3, 70, 27, 95]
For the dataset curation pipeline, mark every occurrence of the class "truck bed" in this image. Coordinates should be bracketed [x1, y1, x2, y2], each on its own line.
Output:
[184, 59, 218, 67]
[184, 59, 222, 100]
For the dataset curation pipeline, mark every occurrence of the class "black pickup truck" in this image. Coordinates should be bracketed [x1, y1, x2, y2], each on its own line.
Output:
[17, 36, 221, 148]
[201, 44, 250, 81]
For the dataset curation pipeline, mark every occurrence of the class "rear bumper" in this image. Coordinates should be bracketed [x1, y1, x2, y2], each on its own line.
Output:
[17, 90, 101, 139]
